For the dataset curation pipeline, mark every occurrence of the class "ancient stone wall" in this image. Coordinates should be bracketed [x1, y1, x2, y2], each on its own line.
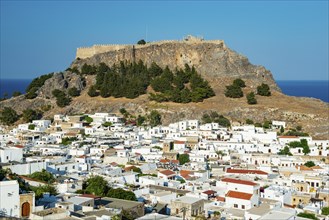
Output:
[76, 37, 224, 59]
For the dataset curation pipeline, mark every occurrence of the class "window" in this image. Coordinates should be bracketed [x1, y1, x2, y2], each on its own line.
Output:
[242, 205, 245, 209]
[293, 198, 296, 201]
[234, 204, 238, 208]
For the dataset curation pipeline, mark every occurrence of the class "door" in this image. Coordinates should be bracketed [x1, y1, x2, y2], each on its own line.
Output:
[21, 202, 30, 217]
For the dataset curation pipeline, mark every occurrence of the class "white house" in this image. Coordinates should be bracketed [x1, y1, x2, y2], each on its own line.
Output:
[139, 176, 165, 187]
[0, 180, 20, 218]
[261, 185, 292, 206]
[217, 177, 260, 210]
[0, 145, 23, 163]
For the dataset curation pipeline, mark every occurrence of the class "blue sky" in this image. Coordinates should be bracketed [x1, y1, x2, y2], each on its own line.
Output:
[0, 1, 328, 80]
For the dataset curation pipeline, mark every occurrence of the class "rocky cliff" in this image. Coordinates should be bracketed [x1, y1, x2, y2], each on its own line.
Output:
[1, 37, 328, 139]
[72, 38, 280, 92]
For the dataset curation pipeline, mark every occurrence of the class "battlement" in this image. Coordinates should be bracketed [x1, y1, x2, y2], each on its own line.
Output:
[76, 36, 224, 59]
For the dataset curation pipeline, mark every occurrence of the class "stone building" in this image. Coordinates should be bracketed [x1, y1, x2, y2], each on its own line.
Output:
[19, 192, 35, 218]
[171, 196, 205, 219]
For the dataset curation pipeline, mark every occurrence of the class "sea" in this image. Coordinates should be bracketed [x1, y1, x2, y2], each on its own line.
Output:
[0, 79, 328, 103]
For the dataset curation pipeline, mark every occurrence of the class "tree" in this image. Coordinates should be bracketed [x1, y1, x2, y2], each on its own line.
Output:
[263, 120, 271, 129]
[88, 85, 99, 97]
[136, 115, 146, 126]
[0, 107, 20, 125]
[52, 89, 71, 107]
[12, 91, 22, 97]
[247, 92, 257, 104]
[233, 78, 246, 88]
[132, 167, 142, 174]
[102, 122, 113, 127]
[29, 169, 55, 183]
[26, 73, 54, 93]
[28, 124, 36, 130]
[68, 87, 80, 97]
[85, 176, 109, 196]
[246, 119, 254, 125]
[304, 161, 315, 168]
[148, 110, 161, 127]
[22, 108, 41, 122]
[257, 83, 271, 96]
[107, 188, 137, 201]
[30, 184, 57, 199]
[215, 116, 231, 127]
[119, 108, 128, 117]
[81, 64, 96, 75]
[289, 139, 310, 155]
[278, 146, 292, 156]
[225, 84, 243, 98]
[321, 207, 329, 216]
[137, 39, 146, 45]
[84, 116, 93, 124]
[280, 126, 285, 134]
[61, 137, 77, 145]
[302, 144, 310, 155]
[296, 125, 302, 131]
[25, 87, 38, 99]
[201, 113, 212, 124]
[178, 154, 190, 165]
[213, 211, 221, 216]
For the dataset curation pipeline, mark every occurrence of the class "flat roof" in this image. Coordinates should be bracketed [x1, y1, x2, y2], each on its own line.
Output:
[247, 203, 271, 215]
[174, 196, 203, 204]
[137, 213, 182, 220]
[97, 197, 143, 209]
[259, 208, 295, 220]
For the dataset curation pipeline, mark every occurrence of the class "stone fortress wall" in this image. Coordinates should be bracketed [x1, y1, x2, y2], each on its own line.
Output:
[76, 35, 225, 59]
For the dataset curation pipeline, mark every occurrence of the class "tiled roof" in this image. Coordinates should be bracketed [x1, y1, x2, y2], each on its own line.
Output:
[202, 190, 217, 195]
[14, 145, 24, 148]
[80, 194, 101, 199]
[278, 136, 298, 138]
[226, 190, 253, 200]
[159, 170, 176, 176]
[216, 196, 225, 202]
[221, 177, 257, 186]
[174, 141, 185, 144]
[226, 168, 268, 175]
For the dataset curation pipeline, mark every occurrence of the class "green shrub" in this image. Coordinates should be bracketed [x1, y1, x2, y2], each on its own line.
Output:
[68, 87, 80, 97]
[247, 92, 257, 104]
[297, 212, 319, 220]
[12, 91, 22, 97]
[257, 83, 271, 96]
[137, 39, 146, 45]
[233, 78, 246, 87]
[0, 107, 20, 125]
[87, 85, 99, 97]
[225, 84, 243, 98]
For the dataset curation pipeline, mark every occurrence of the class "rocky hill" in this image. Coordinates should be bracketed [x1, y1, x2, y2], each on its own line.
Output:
[1, 36, 328, 139]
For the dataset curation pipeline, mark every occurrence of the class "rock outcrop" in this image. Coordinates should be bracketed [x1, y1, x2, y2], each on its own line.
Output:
[38, 72, 85, 99]
[72, 38, 279, 92]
